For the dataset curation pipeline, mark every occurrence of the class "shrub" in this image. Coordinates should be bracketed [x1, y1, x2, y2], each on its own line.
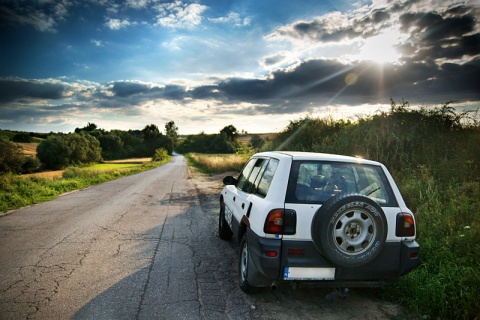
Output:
[152, 148, 169, 162]
[37, 133, 102, 170]
[0, 136, 25, 173]
[21, 156, 41, 173]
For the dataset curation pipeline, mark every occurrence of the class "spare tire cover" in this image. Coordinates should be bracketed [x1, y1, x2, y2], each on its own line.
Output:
[311, 193, 387, 268]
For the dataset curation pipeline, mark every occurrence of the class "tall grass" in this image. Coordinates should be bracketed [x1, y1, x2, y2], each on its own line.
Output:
[392, 171, 480, 319]
[185, 153, 248, 174]
[258, 101, 480, 319]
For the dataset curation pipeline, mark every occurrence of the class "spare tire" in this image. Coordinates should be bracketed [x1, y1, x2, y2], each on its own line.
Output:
[311, 194, 387, 268]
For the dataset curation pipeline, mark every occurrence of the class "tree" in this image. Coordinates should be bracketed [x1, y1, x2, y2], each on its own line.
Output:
[0, 137, 25, 173]
[36, 134, 70, 169]
[249, 134, 266, 150]
[141, 124, 174, 156]
[75, 122, 98, 133]
[220, 125, 238, 141]
[66, 133, 102, 165]
[142, 124, 161, 156]
[36, 133, 102, 170]
[12, 133, 33, 143]
[209, 133, 236, 153]
[98, 132, 126, 160]
[165, 121, 179, 145]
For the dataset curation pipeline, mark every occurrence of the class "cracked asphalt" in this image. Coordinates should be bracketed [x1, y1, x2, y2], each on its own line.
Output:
[0, 155, 253, 319]
[0, 154, 405, 320]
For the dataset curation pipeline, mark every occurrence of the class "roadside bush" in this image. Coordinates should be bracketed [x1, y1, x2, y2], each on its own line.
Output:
[152, 148, 168, 162]
[37, 133, 102, 170]
[62, 167, 85, 179]
[0, 136, 25, 173]
[21, 156, 41, 173]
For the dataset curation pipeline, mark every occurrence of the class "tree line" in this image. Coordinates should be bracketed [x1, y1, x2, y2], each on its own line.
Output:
[0, 121, 179, 172]
[0, 122, 248, 173]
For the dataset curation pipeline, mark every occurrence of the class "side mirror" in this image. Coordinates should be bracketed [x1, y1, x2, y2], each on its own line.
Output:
[223, 176, 237, 185]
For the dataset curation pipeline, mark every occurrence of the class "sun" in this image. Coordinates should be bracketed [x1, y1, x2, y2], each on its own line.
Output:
[356, 28, 404, 64]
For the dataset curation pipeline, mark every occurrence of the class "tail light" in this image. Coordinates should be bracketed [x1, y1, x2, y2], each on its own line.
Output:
[264, 209, 296, 235]
[396, 212, 416, 237]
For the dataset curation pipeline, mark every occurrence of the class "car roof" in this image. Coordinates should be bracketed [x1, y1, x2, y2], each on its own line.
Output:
[253, 151, 382, 166]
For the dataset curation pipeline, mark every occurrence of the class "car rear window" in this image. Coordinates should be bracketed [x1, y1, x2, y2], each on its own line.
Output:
[286, 160, 397, 206]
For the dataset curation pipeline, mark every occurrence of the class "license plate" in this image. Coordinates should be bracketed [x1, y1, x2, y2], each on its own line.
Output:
[283, 267, 335, 280]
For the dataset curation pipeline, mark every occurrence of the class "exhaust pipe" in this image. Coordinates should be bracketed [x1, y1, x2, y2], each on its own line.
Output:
[270, 281, 277, 291]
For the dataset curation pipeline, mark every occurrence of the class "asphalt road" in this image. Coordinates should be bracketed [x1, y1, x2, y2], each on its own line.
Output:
[0, 154, 405, 320]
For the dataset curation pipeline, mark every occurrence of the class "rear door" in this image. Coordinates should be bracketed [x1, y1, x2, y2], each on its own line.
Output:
[283, 160, 399, 241]
[232, 157, 269, 222]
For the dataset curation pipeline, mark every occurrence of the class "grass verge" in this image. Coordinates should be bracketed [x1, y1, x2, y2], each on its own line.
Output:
[186, 153, 480, 320]
[185, 153, 248, 174]
[0, 157, 171, 213]
[385, 173, 480, 320]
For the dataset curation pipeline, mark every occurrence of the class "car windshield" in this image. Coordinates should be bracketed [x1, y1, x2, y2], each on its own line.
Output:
[286, 160, 397, 206]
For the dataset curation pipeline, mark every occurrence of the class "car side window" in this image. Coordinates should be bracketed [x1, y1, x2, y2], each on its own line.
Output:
[236, 159, 256, 191]
[255, 159, 279, 197]
[243, 159, 267, 193]
[236, 158, 268, 193]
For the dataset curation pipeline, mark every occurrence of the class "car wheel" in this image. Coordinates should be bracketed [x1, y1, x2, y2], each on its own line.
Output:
[239, 235, 256, 293]
[311, 194, 387, 267]
[219, 200, 233, 240]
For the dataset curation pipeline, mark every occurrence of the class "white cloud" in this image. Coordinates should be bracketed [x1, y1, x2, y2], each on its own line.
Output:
[105, 18, 131, 30]
[154, 1, 208, 29]
[91, 39, 104, 46]
[208, 12, 251, 26]
[126, 0, 151, 9]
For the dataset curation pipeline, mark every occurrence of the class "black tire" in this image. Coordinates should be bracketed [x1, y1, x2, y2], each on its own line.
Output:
[238, 235, 257, 293]
[219, 200, 233, 240]
[311, 194, 387, 268]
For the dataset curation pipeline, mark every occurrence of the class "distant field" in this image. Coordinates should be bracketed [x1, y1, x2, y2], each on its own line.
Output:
[104, 158, 151, 163]
[22, 170, 64, 180]
[22, 162, 148, 180]
[237, 133, 273, 146]
[19, 143, 38, 155]
[85, 163, 144, 170]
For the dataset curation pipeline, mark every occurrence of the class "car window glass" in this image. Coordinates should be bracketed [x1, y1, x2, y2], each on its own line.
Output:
[256, 158, 279, 197]
[286, 161, 397, 206]
[242, 158, 267, 193]
[236, 159, 256, 191]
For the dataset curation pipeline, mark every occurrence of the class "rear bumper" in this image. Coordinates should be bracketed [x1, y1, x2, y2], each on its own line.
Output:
[246, 228, 419, 286]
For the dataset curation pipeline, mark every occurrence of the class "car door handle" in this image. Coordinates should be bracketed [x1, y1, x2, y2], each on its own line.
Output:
[241, 203, 245, 209]
[233, 196, 236, 202]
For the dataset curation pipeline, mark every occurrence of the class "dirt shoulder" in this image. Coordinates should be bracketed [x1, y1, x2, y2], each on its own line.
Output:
[189, 167, 407, 320]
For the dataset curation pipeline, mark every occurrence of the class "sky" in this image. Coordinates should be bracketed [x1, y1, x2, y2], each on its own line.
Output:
[0, 0, 479, 135]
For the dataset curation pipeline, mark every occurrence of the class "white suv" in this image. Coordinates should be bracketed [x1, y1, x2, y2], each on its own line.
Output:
[219, 151, 419, 292]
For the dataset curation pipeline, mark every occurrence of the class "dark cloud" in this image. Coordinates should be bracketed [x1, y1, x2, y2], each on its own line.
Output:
[0, 78, 71, 103]
[274, 7, 392, 42]
[398, 4, 480, 62]
[0, 0, 74, 32]
[2, 50, 479, 119]
[107, 81, 187, 101]
[109, 81, 151, 97]
[208, 54, 479, 110]
[191, 85, 223, 100]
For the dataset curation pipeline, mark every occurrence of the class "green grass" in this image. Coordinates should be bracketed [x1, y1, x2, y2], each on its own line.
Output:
[386, 174, 480, 320]
[189, 103, 480, 319]
[83, 163, 143, 170]
[0, 157, 171, 213]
